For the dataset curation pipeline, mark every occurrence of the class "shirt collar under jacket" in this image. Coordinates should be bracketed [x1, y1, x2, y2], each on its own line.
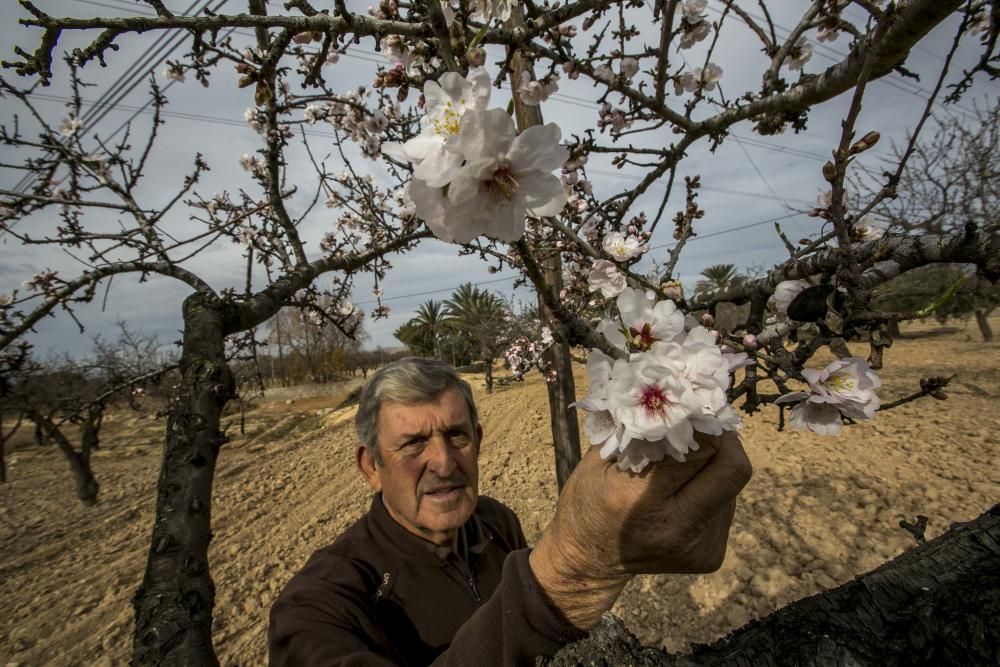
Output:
[370, 493, 493, 566]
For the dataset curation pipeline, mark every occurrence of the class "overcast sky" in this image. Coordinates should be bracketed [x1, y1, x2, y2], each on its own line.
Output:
[1, 0, 995, 359]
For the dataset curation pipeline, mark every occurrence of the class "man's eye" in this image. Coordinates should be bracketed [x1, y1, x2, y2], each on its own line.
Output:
[448, 431, 471, 446]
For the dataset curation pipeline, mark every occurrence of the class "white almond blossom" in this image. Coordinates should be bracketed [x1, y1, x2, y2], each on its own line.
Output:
[681, 0, 707, 23]
[576, 290, 745, 472]
[239, 153, 264, 174]
[303, 104, 323, 124]
[787, 37, 813, 70]
[853, 215, 887, 242]
[698, 63, 723, 91]
[441, 108, 568, 242]
[602, 231, 646, 261]
[607, 353, 706, 459]
[588, 259, 627, 298]
[471, 0, 513, 22]
[517, 72, 560, 106]
[775, 357, 882, 435]
[59, 116, 82, 137]
[816, 25, 839, 43]
[597, 287, 685, 353]
[382, 68, 491, 187]
[162, 64, 185, 82]
[619, 58, 639, 81]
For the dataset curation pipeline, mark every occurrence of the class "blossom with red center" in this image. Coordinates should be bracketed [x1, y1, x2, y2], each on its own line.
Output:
[640, 384, 670, 419]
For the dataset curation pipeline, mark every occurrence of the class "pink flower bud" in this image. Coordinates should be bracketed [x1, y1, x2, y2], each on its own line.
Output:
[700, 313, 714, 327]
[742, 334, 758, 349]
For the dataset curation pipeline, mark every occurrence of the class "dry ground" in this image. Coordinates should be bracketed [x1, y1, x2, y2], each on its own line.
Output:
[1, 317, 998, 665]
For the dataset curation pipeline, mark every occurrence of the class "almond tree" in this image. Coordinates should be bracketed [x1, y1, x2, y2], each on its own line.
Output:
[853, 99, 1000, 340]
[1, 0, 998, 664]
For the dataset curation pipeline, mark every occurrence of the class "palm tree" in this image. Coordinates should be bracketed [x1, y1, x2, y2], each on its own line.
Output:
[695, 263, 744, 299]
[395, 300, 451, 357]
[444, 284, 509, 392]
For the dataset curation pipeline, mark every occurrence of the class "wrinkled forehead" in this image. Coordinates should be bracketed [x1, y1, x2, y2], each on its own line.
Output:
[376, 386, 475, 442]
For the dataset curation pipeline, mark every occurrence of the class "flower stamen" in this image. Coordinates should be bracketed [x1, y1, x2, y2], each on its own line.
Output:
[640, 384, 670, 420]
[485, 165, 519, 202]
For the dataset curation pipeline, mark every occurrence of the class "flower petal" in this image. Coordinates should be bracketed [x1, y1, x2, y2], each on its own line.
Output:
[459, 109, 515, 160]
[507, 123, 567, 172]
[522, 173, 567, 216]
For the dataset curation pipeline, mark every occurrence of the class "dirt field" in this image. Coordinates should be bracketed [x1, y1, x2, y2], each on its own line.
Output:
[1, 318, 998, 665]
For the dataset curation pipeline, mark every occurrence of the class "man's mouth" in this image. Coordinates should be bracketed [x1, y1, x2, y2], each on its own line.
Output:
[423, 484, 465, 501]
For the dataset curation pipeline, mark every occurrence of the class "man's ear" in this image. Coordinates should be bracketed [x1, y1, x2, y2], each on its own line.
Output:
[475, 423, 484, 452]
[356, 444, 382, 492]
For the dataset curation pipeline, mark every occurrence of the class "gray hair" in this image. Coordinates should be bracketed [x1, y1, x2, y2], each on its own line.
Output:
[354, 357, 478, 464]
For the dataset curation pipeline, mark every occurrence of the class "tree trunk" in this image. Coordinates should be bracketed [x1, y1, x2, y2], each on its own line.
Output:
[828, 337, 852, 358]
[30, 411, 100, 506]
[485, 358, 494, 394]
[541, 336, 583, 491]
[974, 308, 994, 342]
[132, 293, 233, 666]
[0, 413, 18, 484]
[545, 504, 1000, 666]
[506, 19, 582, 491]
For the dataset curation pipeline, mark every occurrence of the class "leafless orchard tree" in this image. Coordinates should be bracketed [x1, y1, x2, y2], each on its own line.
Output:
[852, 100, 999, 340]
[0, 323, 175, 503]
[0, 0, 998, 663]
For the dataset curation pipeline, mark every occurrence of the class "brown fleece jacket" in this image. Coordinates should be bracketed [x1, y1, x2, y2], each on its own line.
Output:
[268, 495, 584, 666]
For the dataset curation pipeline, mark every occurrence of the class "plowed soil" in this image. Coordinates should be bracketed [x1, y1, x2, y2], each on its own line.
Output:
[2, 317, 998, 665]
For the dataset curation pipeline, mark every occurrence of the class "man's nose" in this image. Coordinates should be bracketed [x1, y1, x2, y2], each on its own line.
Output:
[424, 434, 458, 476]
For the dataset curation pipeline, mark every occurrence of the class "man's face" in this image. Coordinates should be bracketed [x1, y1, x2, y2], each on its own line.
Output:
[357, 386, 481, 548]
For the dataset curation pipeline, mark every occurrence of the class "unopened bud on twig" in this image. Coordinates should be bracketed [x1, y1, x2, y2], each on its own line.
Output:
[849, 130, 881, 155]
[466, 47, 487, 67]
[822, 161, 837, 182]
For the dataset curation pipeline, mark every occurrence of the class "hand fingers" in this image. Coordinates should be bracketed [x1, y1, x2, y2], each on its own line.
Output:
[673, 431, 752, 524]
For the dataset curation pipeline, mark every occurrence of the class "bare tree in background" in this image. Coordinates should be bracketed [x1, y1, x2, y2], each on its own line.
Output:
[854, 100, 1000, 340]
[0, 323, 174, 503]
[0, 0, 997, 663]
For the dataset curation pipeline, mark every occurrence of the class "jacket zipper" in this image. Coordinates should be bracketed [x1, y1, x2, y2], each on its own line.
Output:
[466, 571, 482, 603]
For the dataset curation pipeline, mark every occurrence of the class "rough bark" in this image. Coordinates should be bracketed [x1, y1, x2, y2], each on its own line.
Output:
[0, 413, 19, 484]
[545, 504, 1000, 666]
[29, 410, 100, 506]
[131, 292, 234, 666]
[974, 309, 994, 342]
[485, 359, 494, 394]
[507, 10, 582, 491]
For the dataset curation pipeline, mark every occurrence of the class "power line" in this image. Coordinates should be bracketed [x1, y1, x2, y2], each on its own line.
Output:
[705, 1, 980, 119]
[356, 210, 808, 307]
[11, 0, 220, 193]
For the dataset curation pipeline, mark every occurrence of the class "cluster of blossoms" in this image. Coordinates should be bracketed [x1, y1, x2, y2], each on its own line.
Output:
[505, 335, 555, 381]
[678, 0, 711, 48]
[23, 269, 62, 295]
[808, 190, 887, 241]
[776, 358, 882, 435]
[596, 102, 632, 135]
[59, 116, 82, 137]
[239, 153, 266, 177]
[593, 57, 640, 83]
[516, 72, 560, 106]
[574, 288, 748, 472]
[383, 68, 568, 243]
[674, 63, 723, 95]
[787, 37, 814, 70]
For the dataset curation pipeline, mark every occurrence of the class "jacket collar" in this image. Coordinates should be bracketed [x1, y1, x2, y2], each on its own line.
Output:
[368, 493, 492, 566]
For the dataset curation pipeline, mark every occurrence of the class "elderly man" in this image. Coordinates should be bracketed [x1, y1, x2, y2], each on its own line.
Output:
[269, 357, 751, 665]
